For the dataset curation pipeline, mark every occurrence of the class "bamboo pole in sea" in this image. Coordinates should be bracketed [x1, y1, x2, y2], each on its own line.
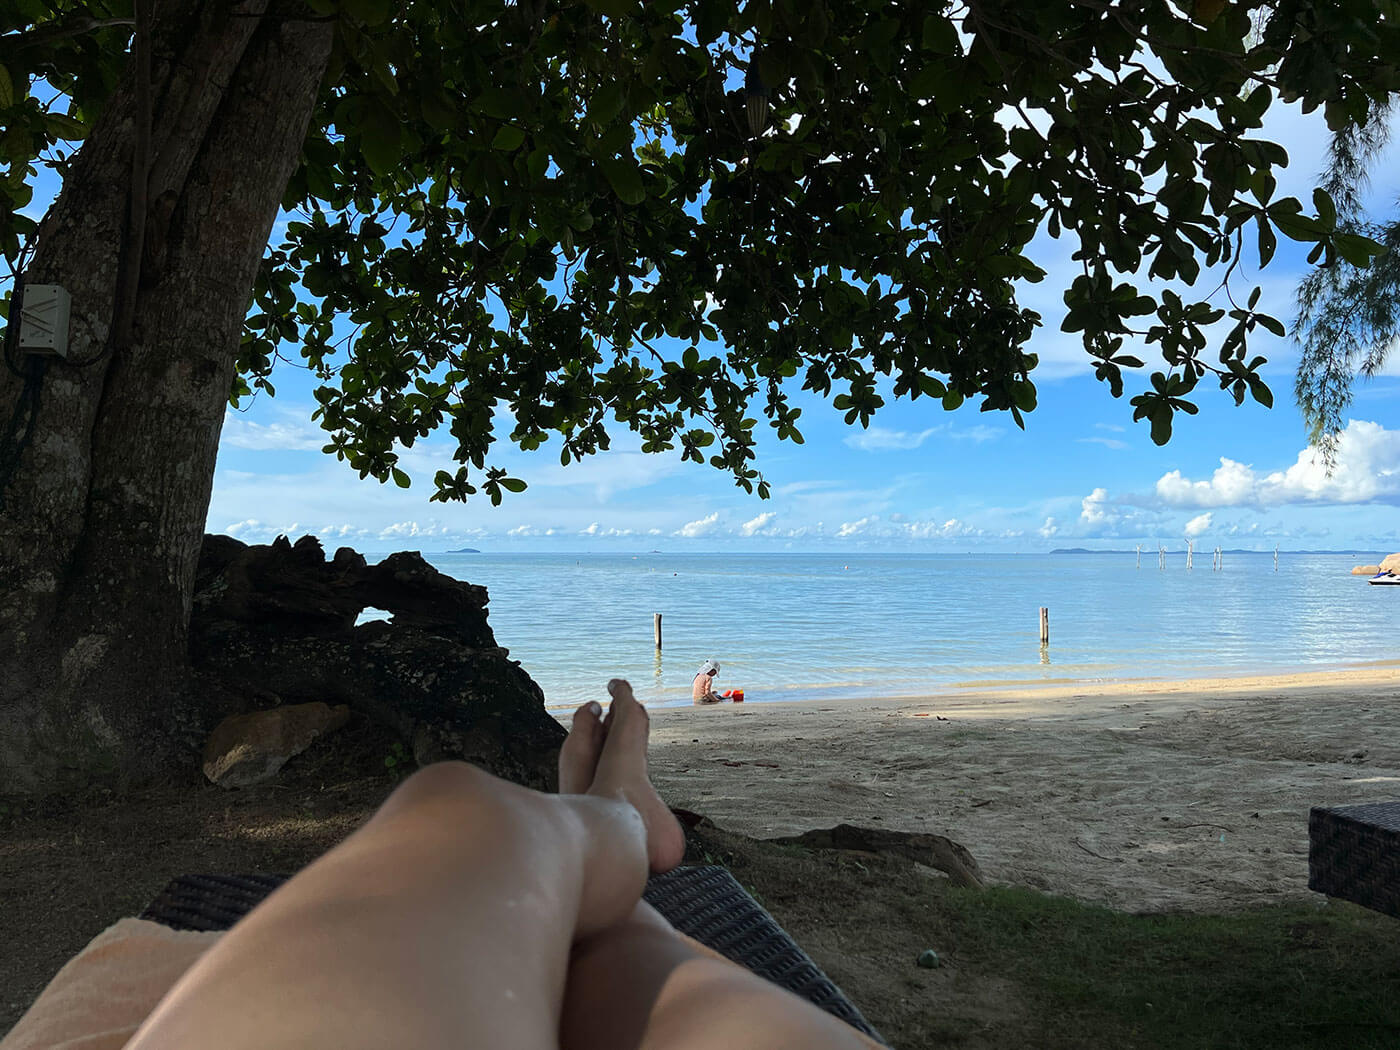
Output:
[654, 612, 662, 651]
[1039, 606, 1049, 647]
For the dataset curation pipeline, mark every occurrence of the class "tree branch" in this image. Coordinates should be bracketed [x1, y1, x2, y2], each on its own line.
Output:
[1, 17, 134, 52]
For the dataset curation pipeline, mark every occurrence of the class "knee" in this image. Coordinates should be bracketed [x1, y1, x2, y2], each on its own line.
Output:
[377, 760, 500, 821]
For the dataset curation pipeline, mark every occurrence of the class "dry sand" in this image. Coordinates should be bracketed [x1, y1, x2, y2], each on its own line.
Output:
[634, 665, 1400, 913]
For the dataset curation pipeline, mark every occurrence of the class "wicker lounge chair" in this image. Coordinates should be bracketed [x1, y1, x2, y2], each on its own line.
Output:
[142, 865, 885, 1043]
[1308, 801, 1400, 919]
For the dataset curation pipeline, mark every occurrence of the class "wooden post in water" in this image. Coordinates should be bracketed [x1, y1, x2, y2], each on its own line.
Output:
[654, 612, 662, 651]
[1186, 539, 1194, 570]
[1274, 545, 1279, 572]
[1135, 544, 1142, 570]
[1039, 606, 1049, 647]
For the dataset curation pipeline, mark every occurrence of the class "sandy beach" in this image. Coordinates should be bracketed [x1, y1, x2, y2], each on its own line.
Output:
[631, 665, 1400, 913]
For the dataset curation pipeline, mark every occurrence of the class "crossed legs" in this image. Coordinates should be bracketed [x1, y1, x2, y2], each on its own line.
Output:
[126, 680, 867, 1050]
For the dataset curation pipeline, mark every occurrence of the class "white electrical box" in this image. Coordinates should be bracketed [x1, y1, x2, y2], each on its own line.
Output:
[18, 284, 71, 358]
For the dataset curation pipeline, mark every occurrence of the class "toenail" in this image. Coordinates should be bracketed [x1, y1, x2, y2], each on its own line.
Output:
[586, 701, 602, 717]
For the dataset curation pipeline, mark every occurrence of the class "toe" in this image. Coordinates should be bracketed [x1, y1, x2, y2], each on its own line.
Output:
[558, 700, 605, 794]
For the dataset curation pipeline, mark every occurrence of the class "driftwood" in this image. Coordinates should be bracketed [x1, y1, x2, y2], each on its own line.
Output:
[769, 823, 984, 889]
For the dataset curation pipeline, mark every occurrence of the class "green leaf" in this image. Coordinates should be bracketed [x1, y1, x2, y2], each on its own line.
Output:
[492, 125, 526, 151]
[0, 66, 13, 109]
[1247, 376, 1274, 408]
[391, 467, 411, 488]
[583, 0, 631, 15]
[1311, 187, 1336, 228]
[1149, 407, 1172, 445]
[45, 112, 87, 140]
[599, 157, 645, 204]
[360, 99, 402, 175]
[344, 0, 392, 25]
[588, 82, 626, 125]
[1334, 232, 1382, 267]
[500, 477, 527, 492]
[921, 15, 959, 54]
[1257, 220, 1277, 266]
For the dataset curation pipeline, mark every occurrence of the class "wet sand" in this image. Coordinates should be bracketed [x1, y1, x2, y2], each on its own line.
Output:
[630, 665, 1400, 912]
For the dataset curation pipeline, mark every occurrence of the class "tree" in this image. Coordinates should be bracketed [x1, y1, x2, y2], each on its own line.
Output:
[1294, 93, 1400, 464]
[1, 0, 1396, 793]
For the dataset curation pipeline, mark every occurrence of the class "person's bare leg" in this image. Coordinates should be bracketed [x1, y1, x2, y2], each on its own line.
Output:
[563, 906, 873, 1050]
[125, 688, 675, 1050]
[557, 684, 871, 1050]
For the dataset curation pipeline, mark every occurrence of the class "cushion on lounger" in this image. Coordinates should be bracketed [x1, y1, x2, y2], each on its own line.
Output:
[0, 919, 219, 1050]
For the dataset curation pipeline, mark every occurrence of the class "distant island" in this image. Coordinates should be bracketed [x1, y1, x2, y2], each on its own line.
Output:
[1051, 547, 1374, 556]
[447, 547, 481, 554]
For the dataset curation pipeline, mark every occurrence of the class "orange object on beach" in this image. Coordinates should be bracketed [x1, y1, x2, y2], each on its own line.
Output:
[731, 688, 744, 702]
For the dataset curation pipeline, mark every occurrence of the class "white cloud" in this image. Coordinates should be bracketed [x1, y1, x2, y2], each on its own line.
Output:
[222, 414, 324, 452]
[581, 522, 634, 537]
[844, 423, 1002, 452]
[675, 512, 720, 538]
[1184, 512, 1213, 538]
[1038, 516, 1059, 538]
[948, 424, 1004, 443]
[741, 511, 777, 536]
[378, 521, 461, 540]
[901, 517, 980, 539]
[1095, 423, 1126, 433]
[1080, 488, 1111, 525]
[837, 515, 877, 537]
[1078, 436, 1127, 450]
[844, 427, 939, 451]
[1154, 420, 1400, 509]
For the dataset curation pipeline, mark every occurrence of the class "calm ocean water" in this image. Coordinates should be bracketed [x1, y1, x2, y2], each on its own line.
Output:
[391, 552, 1397, 709]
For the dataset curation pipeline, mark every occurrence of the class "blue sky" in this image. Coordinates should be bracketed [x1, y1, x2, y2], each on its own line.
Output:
[211, 98, 1400, 555]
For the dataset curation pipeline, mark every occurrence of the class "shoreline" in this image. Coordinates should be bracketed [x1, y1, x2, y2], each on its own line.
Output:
[613, 664, 1400, 913]
[545, 660, 1400, 714]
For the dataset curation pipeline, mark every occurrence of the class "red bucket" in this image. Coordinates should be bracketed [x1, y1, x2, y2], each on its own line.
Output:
[731, 688, 744, 703]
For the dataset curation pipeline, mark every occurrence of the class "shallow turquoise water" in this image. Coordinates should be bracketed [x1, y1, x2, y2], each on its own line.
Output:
[394, 552, 1397, 708]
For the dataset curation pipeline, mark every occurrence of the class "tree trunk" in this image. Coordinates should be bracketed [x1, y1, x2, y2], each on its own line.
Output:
[0, 2, 332, 793]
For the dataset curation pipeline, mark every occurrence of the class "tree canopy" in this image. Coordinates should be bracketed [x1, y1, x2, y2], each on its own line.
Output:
[5, 0, 1399, 503]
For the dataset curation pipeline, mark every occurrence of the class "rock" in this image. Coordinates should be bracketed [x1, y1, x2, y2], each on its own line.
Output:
[203, 701, 350, 788]
[917, 949, 941, 969]
[1352, 565, 1382, 575]
[188, 534, 565, 790]
[768, 823, 984, 889]
[1381, 553, 1400, 572]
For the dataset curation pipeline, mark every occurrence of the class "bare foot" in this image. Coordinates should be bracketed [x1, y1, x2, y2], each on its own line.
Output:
[586, 679, 686, 873]
[558, 700, 606, 794]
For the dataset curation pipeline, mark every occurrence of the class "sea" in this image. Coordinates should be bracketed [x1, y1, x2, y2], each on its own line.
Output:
[367, 551, 1398, 710]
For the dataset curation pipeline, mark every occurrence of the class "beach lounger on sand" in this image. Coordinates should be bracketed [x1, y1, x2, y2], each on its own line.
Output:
[1308, 801, 1400, 919]
[142, 865, 886, 1044]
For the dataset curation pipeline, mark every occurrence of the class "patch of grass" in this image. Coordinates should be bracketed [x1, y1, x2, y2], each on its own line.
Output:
[702, 826, 1400, 1049]
[935, 885, 1400, 1049]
